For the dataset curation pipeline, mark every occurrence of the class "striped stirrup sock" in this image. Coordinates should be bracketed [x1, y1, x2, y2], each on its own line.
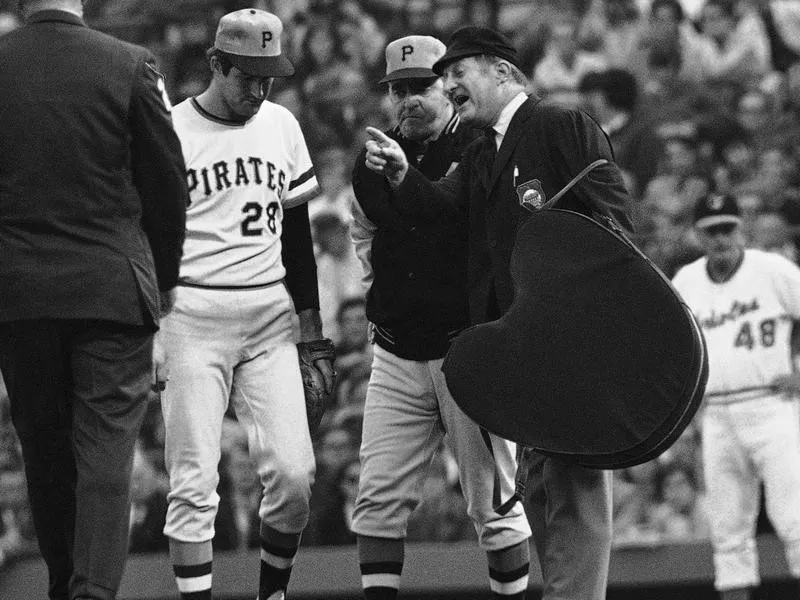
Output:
[487, 539, 530, 598]
[358, 535, 404, 600]
[170, 539, 213, 600]
[258, 525, 301, 600]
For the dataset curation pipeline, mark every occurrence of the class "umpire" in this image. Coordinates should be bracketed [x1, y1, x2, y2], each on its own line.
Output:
[0, 2, 187, 599]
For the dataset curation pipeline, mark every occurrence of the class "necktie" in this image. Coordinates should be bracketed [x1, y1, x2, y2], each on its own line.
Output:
[484, 126, 497, 163]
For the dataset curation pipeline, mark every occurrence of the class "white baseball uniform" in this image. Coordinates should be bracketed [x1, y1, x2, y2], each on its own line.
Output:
[160, 97, 320, 543]
[672, 248, 800, 591]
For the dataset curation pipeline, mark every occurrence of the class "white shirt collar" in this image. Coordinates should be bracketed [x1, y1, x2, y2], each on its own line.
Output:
[489, 91, 528, 149]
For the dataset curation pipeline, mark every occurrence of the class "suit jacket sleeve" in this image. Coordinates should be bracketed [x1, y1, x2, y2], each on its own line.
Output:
[393, 160, 467, 220]
[547, 109, 634, 232]
[129, 52, 188, 291]
[281, 202, 320, 312]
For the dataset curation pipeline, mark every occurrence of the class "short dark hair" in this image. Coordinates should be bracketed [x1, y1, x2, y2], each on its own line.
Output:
[578, 68, 638, 112]
[206, 47, 234, 76]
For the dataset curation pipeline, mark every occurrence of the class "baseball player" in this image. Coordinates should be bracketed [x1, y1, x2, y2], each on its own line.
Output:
[156, 10, 334, 600]
[672, 194, 800, 600]
[350, 36, 532, 600]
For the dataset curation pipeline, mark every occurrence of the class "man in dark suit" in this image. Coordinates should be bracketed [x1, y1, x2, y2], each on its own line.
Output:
[364, 26, 632, 600]
[0, 1, 188, 599]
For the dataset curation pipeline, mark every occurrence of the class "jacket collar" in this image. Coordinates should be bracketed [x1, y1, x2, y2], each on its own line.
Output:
[28, 10, 86, 27]
[487, 95, 542, 196]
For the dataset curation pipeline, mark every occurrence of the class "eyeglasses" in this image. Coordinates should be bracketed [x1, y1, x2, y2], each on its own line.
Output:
[702, 223, 737, 236]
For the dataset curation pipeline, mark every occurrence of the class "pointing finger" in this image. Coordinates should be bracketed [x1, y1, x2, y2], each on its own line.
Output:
[365, 126, 393, 146]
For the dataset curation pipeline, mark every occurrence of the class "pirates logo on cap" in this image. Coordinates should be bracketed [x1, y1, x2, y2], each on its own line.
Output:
[379, 35, 446, 84]
[213, 9, 294, 78]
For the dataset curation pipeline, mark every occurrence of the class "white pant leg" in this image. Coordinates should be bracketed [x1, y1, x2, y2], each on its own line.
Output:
[230, 284, 315, 535]
[702, 404, 762, 591]
[746, 396, 800, 578]
[433, 357, 531, 551]
[351, 345, 444, 539]
[160, 286, 238, 543]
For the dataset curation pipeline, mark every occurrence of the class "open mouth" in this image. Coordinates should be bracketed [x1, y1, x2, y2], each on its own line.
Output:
[452, 93, 470, 108]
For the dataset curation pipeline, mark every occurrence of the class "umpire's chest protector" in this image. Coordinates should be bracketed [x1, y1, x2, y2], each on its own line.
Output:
[443, 208, 708, 469]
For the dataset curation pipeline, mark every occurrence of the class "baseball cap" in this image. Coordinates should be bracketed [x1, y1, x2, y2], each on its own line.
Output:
[432, 26, 523, 75]
[693, 193, 742, 229]
[379, 35, 447, 84]
[213, 9, 294, 78]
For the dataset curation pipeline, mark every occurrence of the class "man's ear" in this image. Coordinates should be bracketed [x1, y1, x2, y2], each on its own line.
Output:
[495, 60, 512, 83]
[209, 55, 221, 75]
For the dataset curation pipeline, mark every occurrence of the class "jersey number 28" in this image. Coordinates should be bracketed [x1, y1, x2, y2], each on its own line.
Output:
[241, 201, 280, 236]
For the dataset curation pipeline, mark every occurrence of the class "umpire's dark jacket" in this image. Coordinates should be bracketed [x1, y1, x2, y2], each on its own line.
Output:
[0, 10, 187, 328]
[391, 95, 633, 324]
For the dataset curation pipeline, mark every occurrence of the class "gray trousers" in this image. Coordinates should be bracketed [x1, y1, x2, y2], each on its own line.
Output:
[526, 452, 613, 600]
[0, 319, 152, 600]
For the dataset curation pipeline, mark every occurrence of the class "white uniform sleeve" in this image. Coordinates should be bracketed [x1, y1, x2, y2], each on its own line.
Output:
[284, 117, 321, 209]
[768, 253, 800, 318]
[349, 195, 377, 292]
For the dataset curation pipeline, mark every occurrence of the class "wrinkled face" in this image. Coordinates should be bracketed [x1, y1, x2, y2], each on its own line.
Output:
[388, 77, 451, 141]
[441, 55, 504, 128]
[216, 63, 273, 120]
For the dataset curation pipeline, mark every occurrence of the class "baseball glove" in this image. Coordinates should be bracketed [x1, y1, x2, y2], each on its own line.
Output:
[297, 338, 336, 436]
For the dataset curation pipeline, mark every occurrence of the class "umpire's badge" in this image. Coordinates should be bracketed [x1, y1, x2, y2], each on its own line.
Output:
[516, 179, 545, 212]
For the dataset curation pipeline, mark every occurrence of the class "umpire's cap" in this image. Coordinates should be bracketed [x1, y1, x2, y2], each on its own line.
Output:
[432, 26, 523, 75]
[379, 36, 446, 84]
[213, 9, 294, 78]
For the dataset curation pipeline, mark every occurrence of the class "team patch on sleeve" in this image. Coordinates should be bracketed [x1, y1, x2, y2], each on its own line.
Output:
[283, 167, 319, 209]
[146, 62, 172, 112]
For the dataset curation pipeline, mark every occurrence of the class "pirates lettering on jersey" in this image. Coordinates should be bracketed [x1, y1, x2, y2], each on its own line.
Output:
[186, 156, 287, 198]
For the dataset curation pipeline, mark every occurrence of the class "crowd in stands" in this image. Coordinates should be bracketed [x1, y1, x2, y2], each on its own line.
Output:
[1, 0, 799, 568]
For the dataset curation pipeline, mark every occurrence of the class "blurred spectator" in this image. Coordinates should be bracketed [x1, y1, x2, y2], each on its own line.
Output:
[611, 462, 661, 547]
[753, 0, 800, 73]
[304, 413, 362, 546]
[311, 210, 364, 344]
[578, 0, 646, 69]
[406, 444, 475, 543]
[295, 16, 369, 150]
[750, 211, 797, 262]
[128, 444, 169, 554]
[579, 67, 662, 197]
[532, 13, 608, 98]
[308, 145, 356, 221]
[694, 0, 771, 91]
[648, 462, 710, 543]
[333, 296, 373, 382]
[0, 10, 19, 36]
[637, 0, 710, 87]
[642, 121, 710, 226]
[335, 0, 387, 89]
[455, 0, 501, 32]
[0, 470, 37, 568]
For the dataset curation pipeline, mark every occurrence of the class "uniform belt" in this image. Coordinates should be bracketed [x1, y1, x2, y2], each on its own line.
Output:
[177, 279, 283, 290]
[705, 385, 778, 405]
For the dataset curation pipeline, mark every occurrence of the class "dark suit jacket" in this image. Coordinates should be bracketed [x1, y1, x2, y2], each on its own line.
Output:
[394, 95, 633, 324]
[0, 10, 187, 328]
